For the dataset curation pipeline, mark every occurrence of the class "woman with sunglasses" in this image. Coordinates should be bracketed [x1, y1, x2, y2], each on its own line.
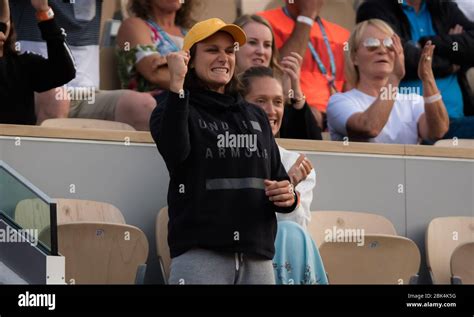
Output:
[327, 19, 449, 144]
[150, 18, 297, 284]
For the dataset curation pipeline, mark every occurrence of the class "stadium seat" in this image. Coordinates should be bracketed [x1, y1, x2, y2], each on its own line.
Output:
[155, 207, 171, 283]
[451, 241, 474, 284]
[54, 199, 126, 224]
[319, 234, 420, 284]
[57, 222, 149, 284]
[426, 216, 474, 284]
[14, 198, 51, 236]
[309, 210, 397, 247]
[434, 139, 474, 148]
[41, 118, 135, 131]
[99, 46, 122, 91]
[16, 198, 126, 227]
[17, 198, 127, 247]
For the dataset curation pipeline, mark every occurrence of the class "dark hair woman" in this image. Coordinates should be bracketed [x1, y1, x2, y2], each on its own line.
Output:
[0, 0, 75, 125]
[150, 18, 297, 284]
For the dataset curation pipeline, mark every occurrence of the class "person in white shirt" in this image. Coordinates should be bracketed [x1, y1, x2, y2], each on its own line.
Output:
[239, 66, 328, 284]
[239, 66, 315, 229]
[327, 19, 449, 144]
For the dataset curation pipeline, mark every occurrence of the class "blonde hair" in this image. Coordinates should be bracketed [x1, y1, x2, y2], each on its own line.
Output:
[345, 19, 395, 87]
[233, 14, 282, 77]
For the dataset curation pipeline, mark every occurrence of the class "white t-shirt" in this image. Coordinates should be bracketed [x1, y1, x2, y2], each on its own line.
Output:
[277, 146, 316, 230]
[327, 89, 425, 144]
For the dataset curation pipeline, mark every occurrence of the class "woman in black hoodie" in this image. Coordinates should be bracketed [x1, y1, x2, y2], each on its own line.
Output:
[150, 18, 297, 284]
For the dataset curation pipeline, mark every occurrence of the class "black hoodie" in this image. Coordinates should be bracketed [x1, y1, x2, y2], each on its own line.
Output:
[150, 89, 297, 259]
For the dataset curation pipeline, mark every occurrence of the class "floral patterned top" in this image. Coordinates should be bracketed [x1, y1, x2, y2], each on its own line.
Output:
[117, 20, 186, 93]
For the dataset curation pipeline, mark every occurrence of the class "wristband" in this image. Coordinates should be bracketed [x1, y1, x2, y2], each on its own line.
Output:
[424, 93, 442, 104]
[36, 7, 55, 22]
[296, 15, 314, 27]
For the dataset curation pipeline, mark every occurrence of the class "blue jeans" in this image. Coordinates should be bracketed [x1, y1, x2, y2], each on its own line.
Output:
[444, 117, 474, 139]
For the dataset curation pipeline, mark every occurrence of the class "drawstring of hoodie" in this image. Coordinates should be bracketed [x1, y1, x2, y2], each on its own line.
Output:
[234, 252, 244, 271]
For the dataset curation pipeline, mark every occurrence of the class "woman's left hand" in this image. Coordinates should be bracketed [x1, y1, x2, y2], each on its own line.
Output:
[31, 0, 49, 12]
[417, 40, 435, 82]
[288, 154, 313, 187]
[264, 179, 295, 207]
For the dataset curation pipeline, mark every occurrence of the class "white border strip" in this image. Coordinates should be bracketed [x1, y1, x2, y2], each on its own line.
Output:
[0, 136, 155, 148]
[299, 150, 474, 162]
[1, 137, 473, 162]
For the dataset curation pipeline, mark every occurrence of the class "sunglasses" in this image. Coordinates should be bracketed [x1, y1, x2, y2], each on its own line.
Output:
[363, 37, 394, 51]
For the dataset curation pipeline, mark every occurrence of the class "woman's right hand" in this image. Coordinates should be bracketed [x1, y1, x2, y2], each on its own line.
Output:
[166, 50, 190, 93]
[389, 34, 405, 83]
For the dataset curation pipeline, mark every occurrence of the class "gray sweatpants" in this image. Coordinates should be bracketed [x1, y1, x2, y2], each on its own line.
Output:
[168, 248, 275, 285]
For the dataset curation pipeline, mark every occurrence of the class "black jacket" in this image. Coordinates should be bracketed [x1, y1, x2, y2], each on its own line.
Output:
[357, 0, 474, 115]
[150, 89, 297, 259]
[0, 19, 76, 124]
[281, 102, 323, 140]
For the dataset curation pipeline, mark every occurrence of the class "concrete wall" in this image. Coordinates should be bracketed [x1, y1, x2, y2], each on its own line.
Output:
[1, 136, 473, 284]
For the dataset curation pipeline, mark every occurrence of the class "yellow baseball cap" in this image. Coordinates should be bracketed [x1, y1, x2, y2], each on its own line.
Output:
[183, 18, 247, 51]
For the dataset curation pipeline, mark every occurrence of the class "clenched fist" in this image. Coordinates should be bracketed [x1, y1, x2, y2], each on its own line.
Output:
[167, 50, 190, 93]
[294, 0, 324, 20]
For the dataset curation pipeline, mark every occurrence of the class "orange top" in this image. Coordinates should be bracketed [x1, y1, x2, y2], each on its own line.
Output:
[259, 8, 350, 113]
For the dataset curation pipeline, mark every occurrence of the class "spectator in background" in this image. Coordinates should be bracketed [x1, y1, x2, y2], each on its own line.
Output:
[327, 19, 449, 144]
[259, 0, 350, 129]
[239, 66, 315, 229]
[10, 0, 156, 130]
[357, 0, 474, 140]
[150, 18, 297, 284]
[117, 0, 199, 93]
[1, 0, 75, 125]
[239, 66, 328, 284]
[234, 14, 322, 140]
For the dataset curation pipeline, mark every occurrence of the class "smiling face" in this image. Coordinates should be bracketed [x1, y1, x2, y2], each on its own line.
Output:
[353, 25, 395, 80]
[192, 32, 236, 93]
[244, 76, 284, 136]
[235, 22, 272, 73]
